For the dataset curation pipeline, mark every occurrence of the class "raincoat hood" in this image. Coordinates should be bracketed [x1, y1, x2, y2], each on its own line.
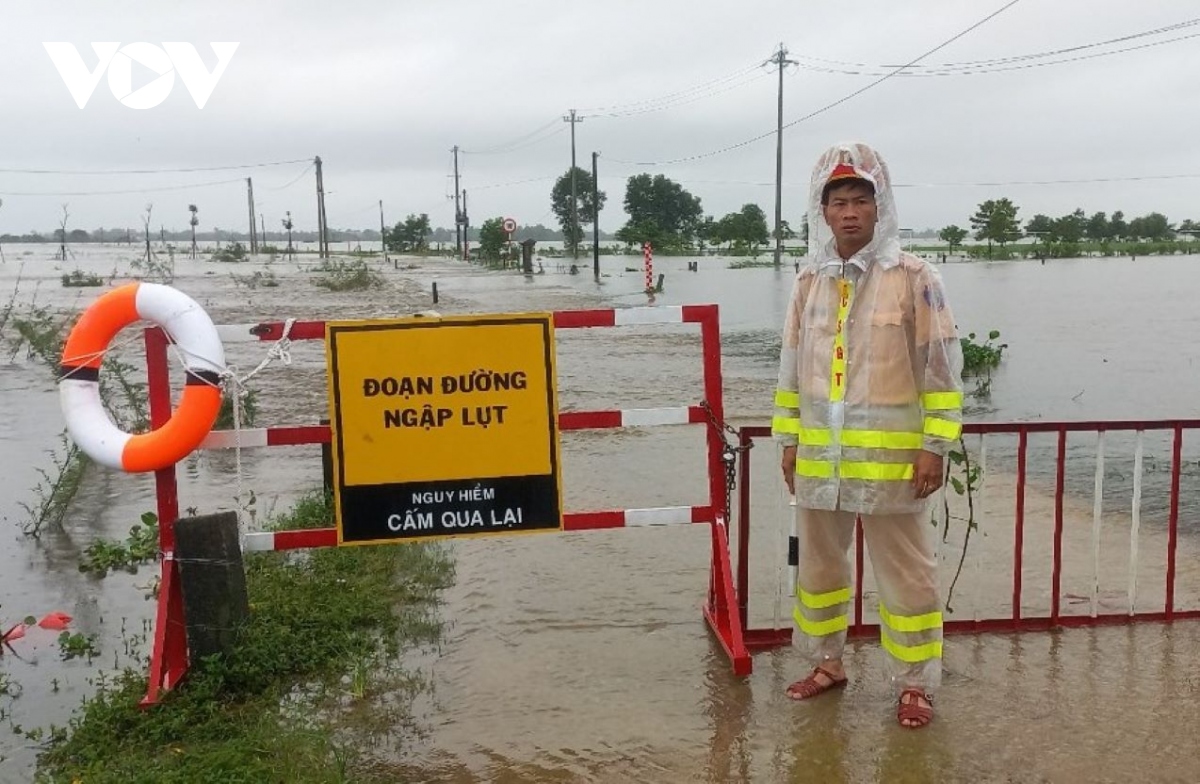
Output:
[808, 142, 901, 268]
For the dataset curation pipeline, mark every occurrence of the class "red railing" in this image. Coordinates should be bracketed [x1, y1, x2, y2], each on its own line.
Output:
[737, 420, 1200, 650]
[141, 304, 753, 704]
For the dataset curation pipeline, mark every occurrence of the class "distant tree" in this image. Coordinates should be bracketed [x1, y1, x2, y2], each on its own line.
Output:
[1054, 208, 1087, 244]
[1109, 210, 1128, 241]
[1127, 212, 1173, 241]
[778, 219, 796, 241]
[551, 167, 606, 255]
[188, 204, 200, 259]
[1024, 214, 1053, 237]
[54, 204, 70, 261]
[140, 203, 158, 267]
[969, 198, 1021, 257]
[695, 216, 716, 252]
[67, 229, 90, 242]
[281, 211, 294, 258]
[711, 203, 769, 254]
[385, 213, 431, 253]
[1085, 211, 1109, 242]
[938, 225, 967, 254]
[478, 217, 507, 261]
[739, 203, 770, 248]
[617, 173, 703, 249]
[408, 213, 431, 251]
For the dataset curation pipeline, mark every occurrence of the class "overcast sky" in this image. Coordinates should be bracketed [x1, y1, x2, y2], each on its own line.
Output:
[1, 0, 1197, 237]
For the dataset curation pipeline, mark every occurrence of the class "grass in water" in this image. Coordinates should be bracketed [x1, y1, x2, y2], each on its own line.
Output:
[38, 492, 454, 783]
[61, 269, 105, 287]
[312, 259, 385, 292]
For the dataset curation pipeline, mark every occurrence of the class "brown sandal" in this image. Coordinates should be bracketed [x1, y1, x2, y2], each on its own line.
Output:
[897, 688, 934, 728]
[785, 666, 849, 700]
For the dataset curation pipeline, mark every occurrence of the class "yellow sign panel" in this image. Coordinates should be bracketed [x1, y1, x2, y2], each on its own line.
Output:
[326, 314, 562, 545]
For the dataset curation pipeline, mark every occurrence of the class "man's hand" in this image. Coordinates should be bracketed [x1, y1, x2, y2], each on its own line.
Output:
[781, 445, 797, 496]
[912, 450, 944, 499]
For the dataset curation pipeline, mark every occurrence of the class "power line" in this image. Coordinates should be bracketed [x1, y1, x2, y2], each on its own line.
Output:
[606, 0, 1023, 168]
[894, 172, 1200, 188]
[260, 163, 316, 191]
[0, 176, 246, 197]
[583, 68, 771, 119]
[471, 174, 558, 191]
[460, 117, 562, 155]
[596, 171, 1200, 190]
[797, 17, 1199, 72]
[794, 30, 1200, 77]
[461, 124, 567, 157]
[0, 157, 312, 176]
[576, 62, 763, 115]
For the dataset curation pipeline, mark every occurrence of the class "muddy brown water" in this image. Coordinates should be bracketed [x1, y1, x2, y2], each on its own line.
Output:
[2, 245, 1200, 782]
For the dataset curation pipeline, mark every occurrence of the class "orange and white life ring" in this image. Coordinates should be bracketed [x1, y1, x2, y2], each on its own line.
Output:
[58, 282, 225, 472]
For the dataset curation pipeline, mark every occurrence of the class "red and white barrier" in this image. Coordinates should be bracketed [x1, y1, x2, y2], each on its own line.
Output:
[140, 302, 749, 704]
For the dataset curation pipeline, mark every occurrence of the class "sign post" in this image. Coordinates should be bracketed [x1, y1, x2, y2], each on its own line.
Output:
[503, 217, 517, 266]
[643, 242, 654, 294]
[325, 313, 562, 544]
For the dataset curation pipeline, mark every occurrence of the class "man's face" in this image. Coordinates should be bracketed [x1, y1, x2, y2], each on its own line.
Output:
[821, 181, 878, 246]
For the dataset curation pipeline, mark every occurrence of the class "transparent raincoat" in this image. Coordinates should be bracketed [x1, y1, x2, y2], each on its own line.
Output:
[774, 143, 961, 691]
[773, 142, 964, 515]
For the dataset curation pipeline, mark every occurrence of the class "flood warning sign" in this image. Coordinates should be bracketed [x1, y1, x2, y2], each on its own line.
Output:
[326, 314, 562, 545]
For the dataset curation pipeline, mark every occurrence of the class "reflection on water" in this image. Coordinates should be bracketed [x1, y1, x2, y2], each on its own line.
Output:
[2, 246, 1200, 780]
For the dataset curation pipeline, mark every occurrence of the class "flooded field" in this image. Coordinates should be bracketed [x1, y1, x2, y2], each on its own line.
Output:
[3, 244, 1200, 781]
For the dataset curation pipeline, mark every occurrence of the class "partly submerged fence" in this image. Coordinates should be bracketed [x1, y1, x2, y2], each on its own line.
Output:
[140, 304, 755, 704]
[736, 420, 1200, 650]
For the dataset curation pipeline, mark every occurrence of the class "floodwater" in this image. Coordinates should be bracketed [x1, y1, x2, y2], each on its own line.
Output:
[2, 244, 1200, 781]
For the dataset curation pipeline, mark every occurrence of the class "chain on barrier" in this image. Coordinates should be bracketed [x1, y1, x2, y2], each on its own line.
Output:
[700, 399, 751, 523]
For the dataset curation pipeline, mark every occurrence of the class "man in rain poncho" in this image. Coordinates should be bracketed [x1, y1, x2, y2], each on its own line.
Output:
[773, 142, 963, 728]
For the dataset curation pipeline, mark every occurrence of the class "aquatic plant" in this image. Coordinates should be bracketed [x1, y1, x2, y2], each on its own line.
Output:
[312, 258, 384, 291]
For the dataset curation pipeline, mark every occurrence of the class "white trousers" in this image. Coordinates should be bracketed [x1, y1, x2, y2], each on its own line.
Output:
[795, 507, 942, 693]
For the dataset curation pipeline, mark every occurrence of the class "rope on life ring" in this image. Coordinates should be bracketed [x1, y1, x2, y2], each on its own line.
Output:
[58, 282, 225, 473]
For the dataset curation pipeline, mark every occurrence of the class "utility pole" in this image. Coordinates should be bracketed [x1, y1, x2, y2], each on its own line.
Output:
[452, 145, 463, 261]
[564, 109, 583, 259]
[592, 151, 600, 282]
[246, 177, 258, 254]
[379, 200, 388, 264]
[769, 44, 797, 267]
[260, 214, 266, 248]
[314, 156, 328, 259]
[461, 189, 470, 261]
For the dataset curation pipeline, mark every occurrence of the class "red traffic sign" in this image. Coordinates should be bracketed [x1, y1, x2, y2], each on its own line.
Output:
[502, 217, 518, 234]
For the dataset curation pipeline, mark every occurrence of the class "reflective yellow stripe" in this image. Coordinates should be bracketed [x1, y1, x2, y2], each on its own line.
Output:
[796, 459, 835, 478]
[774, 389, 800, 408]
[838, 461, 913, 481]
[880, 629, 943, 663]
[796, 460, 914, 481]
[922, 391, 963, 411]
[923, 416, 962, 440]
[772, 416, 801, 435]
[798, 428, 921, 450]
[879, 603, 942, 633]
[799, 427, 833, 446]
[840, 430, 923, 450]
[798, 586, 851, 609]
[829, 278, 853, 402]
[793, 607, 849, 637]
